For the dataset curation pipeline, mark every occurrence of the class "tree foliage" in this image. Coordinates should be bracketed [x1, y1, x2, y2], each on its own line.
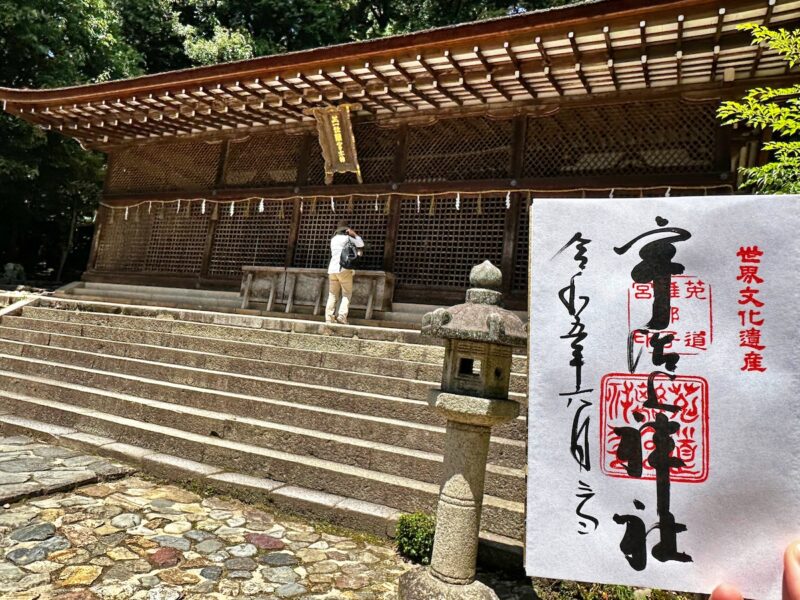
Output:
[718, 24, 800, 194]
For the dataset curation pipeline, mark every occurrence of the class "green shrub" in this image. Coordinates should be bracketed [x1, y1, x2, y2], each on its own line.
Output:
[395, 512, 435, 565]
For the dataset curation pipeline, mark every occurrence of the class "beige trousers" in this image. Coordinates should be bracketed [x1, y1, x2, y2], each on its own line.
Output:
[326, 269, 355, 321]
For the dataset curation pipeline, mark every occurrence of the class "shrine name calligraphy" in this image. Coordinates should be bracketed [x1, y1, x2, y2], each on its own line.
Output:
[606, 216, 705, 572]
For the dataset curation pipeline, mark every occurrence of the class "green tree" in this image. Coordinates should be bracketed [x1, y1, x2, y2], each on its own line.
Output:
[0, 0, 142, 280]
[718, 24, 800, 194]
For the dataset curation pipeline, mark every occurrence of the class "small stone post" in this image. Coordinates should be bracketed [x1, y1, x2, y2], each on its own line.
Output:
[399, 261, 527, 600]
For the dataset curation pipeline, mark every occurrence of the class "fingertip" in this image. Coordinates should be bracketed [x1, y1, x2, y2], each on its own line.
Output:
[710, 583, 743, 600]
[783, 541, 800, 600]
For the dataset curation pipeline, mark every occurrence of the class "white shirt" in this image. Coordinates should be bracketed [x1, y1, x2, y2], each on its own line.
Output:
[328, 233, 365, 274]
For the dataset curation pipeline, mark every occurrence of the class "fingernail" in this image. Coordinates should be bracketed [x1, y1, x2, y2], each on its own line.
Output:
[793, 542, 800, 564]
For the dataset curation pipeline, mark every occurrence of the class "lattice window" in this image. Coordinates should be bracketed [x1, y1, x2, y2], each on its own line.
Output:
[209, 200, 292, 277]
[107, 140, 222, 194]
[94, 206, 153, 272]
[405, 116, 513, 183]
[394, 194, 506, 289]
[143, 201, 210, 274]
[293, 197, 387, 270]
[307, 122, 398, 185]
[523, 100, 719, 178]
[224, 133, 303, 187]
[512, 198, 529, 294]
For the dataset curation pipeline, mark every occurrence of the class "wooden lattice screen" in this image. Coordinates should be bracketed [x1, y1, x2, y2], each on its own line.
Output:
[293, 197, 387, 270]
[394, 194, 506, 290]
[208, 201, 292, 277]
[513, 198, 529, 294]
[405, 116, 513, 183]
[143, 202, 210, 274]
[224, 132, 304, 187]
[94, 206, 152, 272]
[107, 140, 223, 194]
[523, 100, 719, 178]
[307, 122, 398, 185]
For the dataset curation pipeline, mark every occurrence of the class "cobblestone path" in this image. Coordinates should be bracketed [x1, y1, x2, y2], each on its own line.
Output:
[0, 436, 535, 599]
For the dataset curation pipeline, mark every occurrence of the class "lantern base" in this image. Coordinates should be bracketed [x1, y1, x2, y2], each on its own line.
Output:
[398, 568, 499, 600]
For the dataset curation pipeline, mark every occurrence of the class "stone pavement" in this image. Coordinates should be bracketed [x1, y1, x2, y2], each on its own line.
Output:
[0, 436, 535, 599]
[0, 436, 132, 505]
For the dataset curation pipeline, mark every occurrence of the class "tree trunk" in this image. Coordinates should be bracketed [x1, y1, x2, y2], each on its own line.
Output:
[56, 200, 78, 283]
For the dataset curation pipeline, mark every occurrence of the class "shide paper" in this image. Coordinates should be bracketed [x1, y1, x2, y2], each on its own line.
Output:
[525, 195, 800, 600]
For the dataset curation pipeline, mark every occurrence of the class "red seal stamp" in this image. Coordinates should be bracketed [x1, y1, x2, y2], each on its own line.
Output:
[599, 373, 709, 483]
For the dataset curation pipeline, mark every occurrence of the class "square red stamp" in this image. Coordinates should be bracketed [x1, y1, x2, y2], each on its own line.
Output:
[599, 373, 709, 483]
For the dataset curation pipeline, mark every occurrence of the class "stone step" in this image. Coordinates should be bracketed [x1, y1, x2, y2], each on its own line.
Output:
[36, 297, 530, 368]
[80, 281, 241, 299]
[0, 412, 402, 539]
[0, 392, 523, 540]
[0, 324, 528, 399]
[70, 286, 241, 305]
[34, 297, 439, 349]
[22, 304, 452, 363]
[24, 302, 529, 374]
[0, 369, 524, 501]
[0, 346, 526, 453]
[0, 315, 445, 384]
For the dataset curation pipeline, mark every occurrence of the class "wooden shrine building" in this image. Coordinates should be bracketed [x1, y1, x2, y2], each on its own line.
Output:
[2, 0, 798, 312]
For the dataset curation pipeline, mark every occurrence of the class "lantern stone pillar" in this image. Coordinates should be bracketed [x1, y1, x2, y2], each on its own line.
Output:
[399, 261, 527, 600]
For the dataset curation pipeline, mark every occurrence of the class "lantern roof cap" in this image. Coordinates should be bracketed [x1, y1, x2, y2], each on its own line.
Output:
[421, 261, 527, 347]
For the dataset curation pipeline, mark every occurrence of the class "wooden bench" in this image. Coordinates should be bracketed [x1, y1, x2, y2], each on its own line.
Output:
[241, 266, 394, 320]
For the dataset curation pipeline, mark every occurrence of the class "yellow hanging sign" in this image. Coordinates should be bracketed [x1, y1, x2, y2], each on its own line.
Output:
[308, 104, 362, 185]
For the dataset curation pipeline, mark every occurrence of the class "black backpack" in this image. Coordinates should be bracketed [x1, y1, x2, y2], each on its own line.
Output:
[340, 238, 361, 269]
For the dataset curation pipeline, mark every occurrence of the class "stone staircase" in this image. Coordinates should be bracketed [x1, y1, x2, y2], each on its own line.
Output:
[0, 296, 527, 561]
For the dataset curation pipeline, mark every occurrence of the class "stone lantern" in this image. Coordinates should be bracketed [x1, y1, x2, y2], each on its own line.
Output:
[399, 260, 527, 600]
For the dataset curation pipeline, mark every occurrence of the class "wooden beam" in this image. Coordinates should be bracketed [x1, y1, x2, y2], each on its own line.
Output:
[390, 59, 440, 109]
[317, 70, 379, 113]
[474, 45, 514, 101]
[243, 81, 307, 120]
[219, 83, 295, 123]
[444, 50, 486, 103]
[364, 62, 417, 109]
[416, 55, 463, 106]
[750, 0, 775, 78]
[504, 41, 538, 99]
[502, 115, 526, 294]
[341, 66, 397, 112]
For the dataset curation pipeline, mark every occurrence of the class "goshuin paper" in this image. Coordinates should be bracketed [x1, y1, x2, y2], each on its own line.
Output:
[525, 195, 800, 600]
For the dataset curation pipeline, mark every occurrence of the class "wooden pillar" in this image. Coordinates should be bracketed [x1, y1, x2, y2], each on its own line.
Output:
[501, 115, 527, 295]
[383, 124, 408, 273]
[285, 133, 314, 268]
[285, 199, 302, 268]
[200, 141, 230, 281]
[296, 133, 313, 186]
[200, 203, 220, 281]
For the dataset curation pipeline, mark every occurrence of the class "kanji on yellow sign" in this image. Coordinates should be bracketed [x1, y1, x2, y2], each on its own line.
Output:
[308, 104, 362, 184]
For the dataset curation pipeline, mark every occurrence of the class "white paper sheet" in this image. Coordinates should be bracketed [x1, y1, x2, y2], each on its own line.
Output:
[525, 195, 800, 600]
